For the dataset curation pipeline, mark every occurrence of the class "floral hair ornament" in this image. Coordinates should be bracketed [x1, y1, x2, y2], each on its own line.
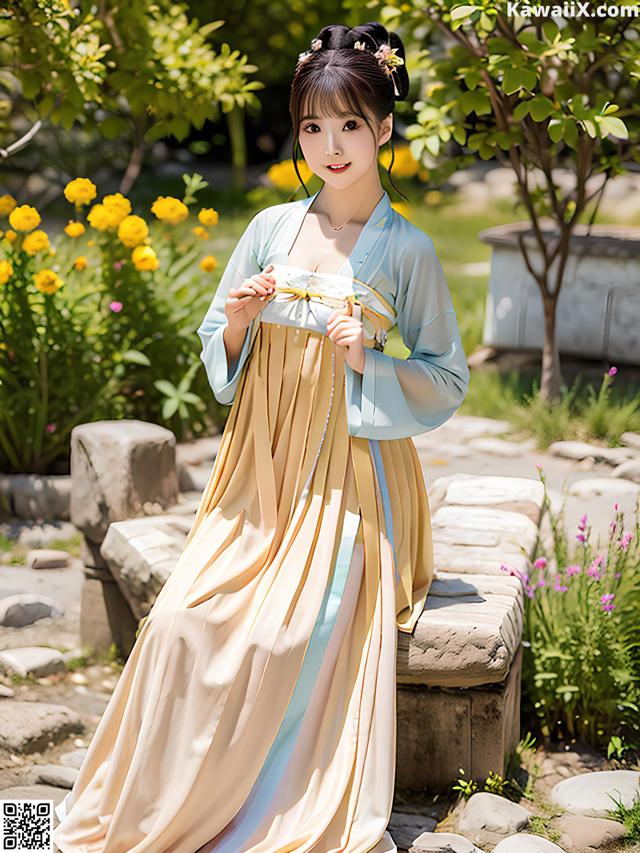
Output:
[297, 38, 323, 65]
[354, 39, 404, 96]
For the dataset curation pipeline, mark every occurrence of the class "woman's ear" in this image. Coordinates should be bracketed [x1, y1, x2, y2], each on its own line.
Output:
[379, 113, 393, 147]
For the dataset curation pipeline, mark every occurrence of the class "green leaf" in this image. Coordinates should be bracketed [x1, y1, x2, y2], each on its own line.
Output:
[154, 379, 177, 396]
[529, 95, 555, 122]
[598, 116, 628, 140]
[121, 349, 151, 367]
[162, 397, 180, 420]
[459, 90, 491, 116]
[548, 119, 564, 143]
[513, 101, 531, 121]
[451, 5, 478, 21]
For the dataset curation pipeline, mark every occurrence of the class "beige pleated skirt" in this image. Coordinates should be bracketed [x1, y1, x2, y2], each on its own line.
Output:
[53, 321, 434, 853]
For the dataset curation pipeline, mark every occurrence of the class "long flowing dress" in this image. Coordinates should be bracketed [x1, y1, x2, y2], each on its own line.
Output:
[52, 189, 469, 853]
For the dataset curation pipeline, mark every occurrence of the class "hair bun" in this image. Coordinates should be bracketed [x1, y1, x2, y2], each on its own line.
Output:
[303, 21, 409, 102]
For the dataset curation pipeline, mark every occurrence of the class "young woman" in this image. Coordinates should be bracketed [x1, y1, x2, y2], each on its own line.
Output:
[53, 21, 469, 853]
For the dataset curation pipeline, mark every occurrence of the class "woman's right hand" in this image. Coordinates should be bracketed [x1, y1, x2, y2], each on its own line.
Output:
[225, 263, 276, 332]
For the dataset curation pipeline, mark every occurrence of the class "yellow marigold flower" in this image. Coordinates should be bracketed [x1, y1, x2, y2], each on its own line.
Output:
[0, 259, 13, 285]
[9, 204, 41, 233]
[49, 247, 57, 257]
[87, 239, 95, 247]
[198, 208, 219, 227]
[391, 201, 413, 221]
[267, 159, 313, 192]
[0, 194, 17, 217]
[64, 220, 86, 237]
[22, 229, 50, 256]
[192, 226, 209, 239]
[379, 145, 419, 178]
[151, 196, 189, 225]
[87, 204, 113, 232]
[4, 229, 17, 243]
[118, 215, 149, 248]
[131, 244, 159, 272]
[34, 268, 64, 295]
[74, 255, 88, 271]
[102, 193, 132, 228]
[199, 255, 218, 273]
[64, 178, 97, 206]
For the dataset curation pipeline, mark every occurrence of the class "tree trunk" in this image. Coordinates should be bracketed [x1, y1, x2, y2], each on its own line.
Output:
[226, 106, 247, 191]
[540, 299, 562, 402]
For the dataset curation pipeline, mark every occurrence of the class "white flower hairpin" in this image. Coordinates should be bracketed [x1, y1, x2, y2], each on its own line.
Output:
[299, 36, 404, 97]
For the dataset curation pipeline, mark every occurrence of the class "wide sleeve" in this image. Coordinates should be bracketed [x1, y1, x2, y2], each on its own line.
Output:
[196, 211, 263, 405]
[344, 233, 469, 440]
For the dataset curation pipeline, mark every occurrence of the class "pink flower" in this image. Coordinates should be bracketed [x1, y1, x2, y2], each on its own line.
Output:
[576, 532, 586, 543]
[609, 520, 617, 533]
[534, 557, 547, 570]
[614, 502, 619, 511]
[45, 423, 56, 433]
[553, 576, 569, 592]
[566, 564, 581, 576]
[537, 577, 546, 587]
[614, 572, 621, 579]
[109, 300, 123, 313]
[620, 532, 633, 551]
[587, 564, 602, 581]
[113, 260, 125, 272]
[578, 514, 588, 531]
[608, 366, 617, 377]
[600, 592, 615, 613]
[535, 462, 543, 471]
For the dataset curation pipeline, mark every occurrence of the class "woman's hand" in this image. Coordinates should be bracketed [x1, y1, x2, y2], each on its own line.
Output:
[326, 303, 365, 374]
[225, 263, 276, 333]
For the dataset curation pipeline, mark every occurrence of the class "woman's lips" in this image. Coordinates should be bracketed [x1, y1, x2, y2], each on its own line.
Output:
[326, 163, 351, 173]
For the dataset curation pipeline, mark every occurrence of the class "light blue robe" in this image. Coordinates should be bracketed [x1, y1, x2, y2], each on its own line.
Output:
[197, 189, 469, 440]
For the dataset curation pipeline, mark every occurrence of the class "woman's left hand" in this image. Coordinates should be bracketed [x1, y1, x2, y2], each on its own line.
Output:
[326, 304, 365, 374]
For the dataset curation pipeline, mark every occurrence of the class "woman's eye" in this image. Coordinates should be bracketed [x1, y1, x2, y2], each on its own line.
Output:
[302, 121, 359, 133]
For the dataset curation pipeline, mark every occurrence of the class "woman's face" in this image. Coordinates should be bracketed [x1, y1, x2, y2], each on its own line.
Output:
[298, 104, 392, 190]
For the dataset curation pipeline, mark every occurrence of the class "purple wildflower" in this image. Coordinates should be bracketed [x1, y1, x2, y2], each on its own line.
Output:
[600, 592, 615, 613]
[620, 532, 633, 551]
[534, 557, 547, 570]
[608, 366, 617, 377]
[109, 300, 123, 313]
[566, 564, 581, 577]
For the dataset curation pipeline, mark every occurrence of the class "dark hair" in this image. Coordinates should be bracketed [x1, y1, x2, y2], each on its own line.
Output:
[288, 21, 410, 201]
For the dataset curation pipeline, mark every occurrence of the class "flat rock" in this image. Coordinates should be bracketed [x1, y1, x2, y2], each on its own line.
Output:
[398, 572, 523, 688]
[16, 521, 77, 548]
[0, 701, 84, 754]
[27, 549, 71, 569]
[32, 764, 78, 789]
[548, 441, 634, 466]
[428, 473, 544, 524]
[431, 505, 538, 555]
[408, 832, 483, 852]
[0, 594, 65, 628]
[568, 477, 640, 497]
[458, 792, 531, 835]
[388, 811, 438, 849]
[612, 459, 640, 483]
[620, 431, 640, 450]
[550, 769, 640, 817]
[0, 646, 66, 678]
[492, 835, 566, 851]
[58, 748, 88, 769]
[0, 784, 68, 806]
[466, 437, 537, 457]
[556, 814, 627, 849]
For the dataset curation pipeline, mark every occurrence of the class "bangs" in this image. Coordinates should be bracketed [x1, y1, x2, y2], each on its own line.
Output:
[298, 73, 370, 124]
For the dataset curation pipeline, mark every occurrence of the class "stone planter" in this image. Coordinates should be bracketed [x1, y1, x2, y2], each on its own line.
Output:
[479, 221, 640, 364]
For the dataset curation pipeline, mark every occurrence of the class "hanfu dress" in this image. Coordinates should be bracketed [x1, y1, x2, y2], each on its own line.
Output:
[52, 189, 469, 853]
